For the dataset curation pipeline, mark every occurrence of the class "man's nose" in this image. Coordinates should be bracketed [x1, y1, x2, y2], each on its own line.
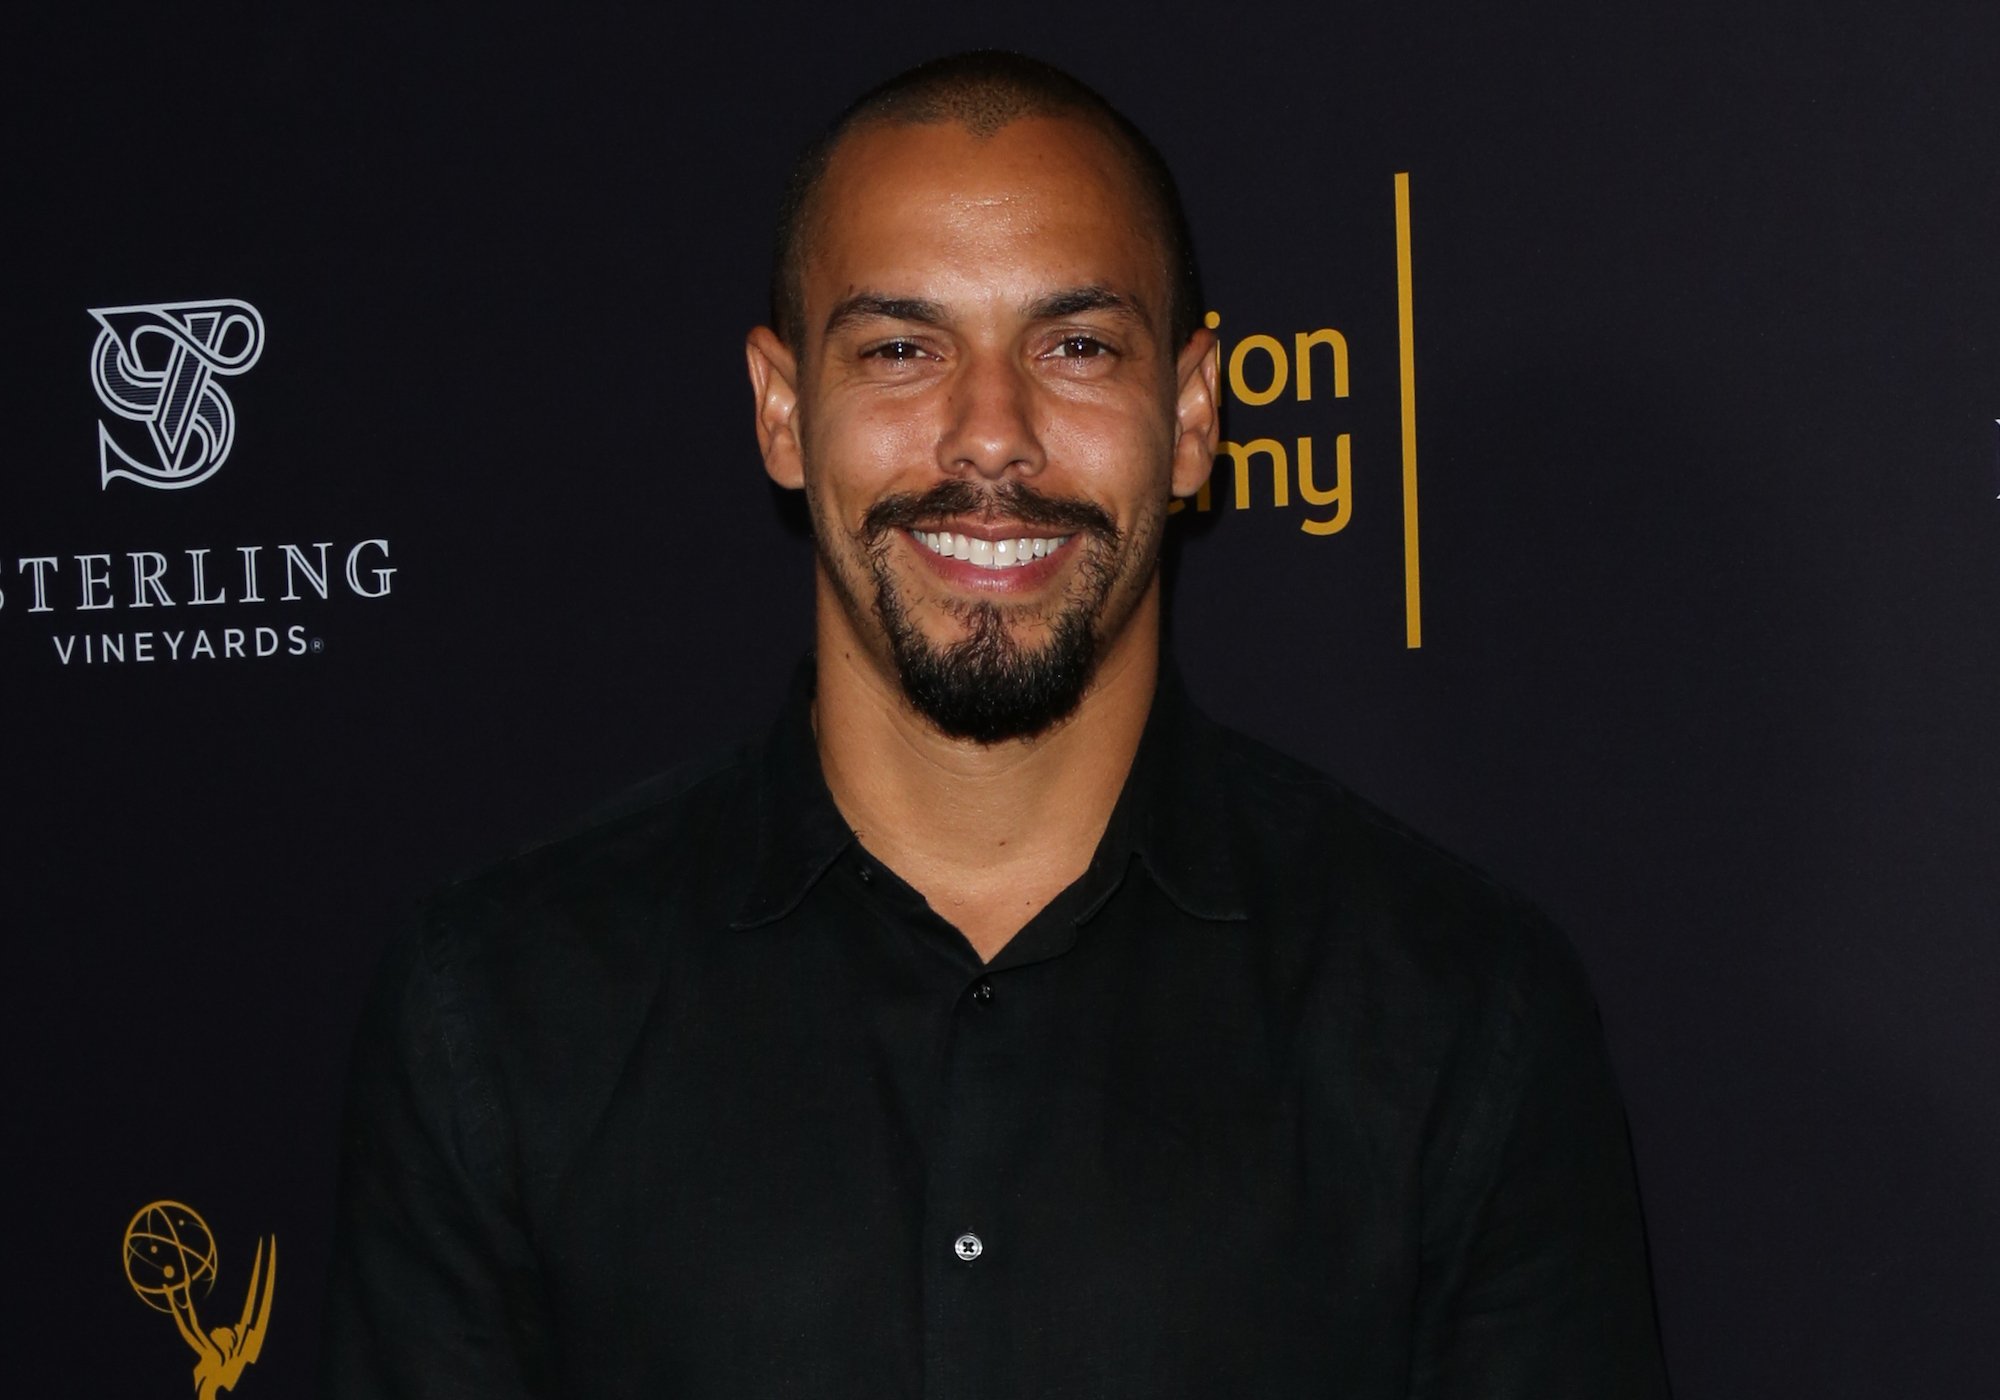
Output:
[936, 352, 1045, 480]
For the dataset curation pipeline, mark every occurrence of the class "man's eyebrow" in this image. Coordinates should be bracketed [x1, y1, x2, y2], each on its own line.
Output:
[822, 294, 947, 337]
[1024, 285, 1153, 331]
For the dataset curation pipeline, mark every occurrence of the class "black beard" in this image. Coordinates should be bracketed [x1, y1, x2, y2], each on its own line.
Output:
[855, 479, 1122, 744]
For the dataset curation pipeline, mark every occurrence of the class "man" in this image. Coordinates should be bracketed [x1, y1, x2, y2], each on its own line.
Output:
[325, 52, 1670, 1398]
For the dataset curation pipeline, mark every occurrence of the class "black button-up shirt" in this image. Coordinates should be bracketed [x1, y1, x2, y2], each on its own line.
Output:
[326, 664, 1669, 1398]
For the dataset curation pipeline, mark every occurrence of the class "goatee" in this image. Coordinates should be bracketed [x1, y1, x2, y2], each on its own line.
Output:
[855, 479, 1121, 744]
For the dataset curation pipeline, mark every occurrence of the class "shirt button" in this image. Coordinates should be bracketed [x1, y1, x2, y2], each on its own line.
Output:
[855, 863, 874, 884]
[953, 1232, 983, 1262]
[971, 979, 993, 1004]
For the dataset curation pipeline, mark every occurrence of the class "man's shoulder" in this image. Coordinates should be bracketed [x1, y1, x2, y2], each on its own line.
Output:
[351, 741, 767, 1200]
[1190, 710, 1581, 997]
[423, 738, 759, 952]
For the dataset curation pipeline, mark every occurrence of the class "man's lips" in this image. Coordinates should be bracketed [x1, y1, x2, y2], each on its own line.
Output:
[910, 514, 1074, 543]
[861, 481, 1115, 546]
[905, 524, 1077, 585]
[861, 482, 1112, 591]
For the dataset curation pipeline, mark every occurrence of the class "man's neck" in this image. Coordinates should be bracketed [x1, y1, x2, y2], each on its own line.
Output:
[812, 588, 1160, 963]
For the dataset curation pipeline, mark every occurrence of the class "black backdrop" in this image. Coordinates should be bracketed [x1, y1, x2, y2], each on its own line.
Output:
[8, 4, 1996, 1395]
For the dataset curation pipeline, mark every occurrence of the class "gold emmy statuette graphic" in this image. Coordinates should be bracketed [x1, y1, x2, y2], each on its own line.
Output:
[123, 1201, 276, 1398]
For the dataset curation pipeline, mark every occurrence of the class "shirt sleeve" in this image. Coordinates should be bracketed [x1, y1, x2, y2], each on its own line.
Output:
[321, 909, 556, 1399]
[1410, 924, 1673, 1400]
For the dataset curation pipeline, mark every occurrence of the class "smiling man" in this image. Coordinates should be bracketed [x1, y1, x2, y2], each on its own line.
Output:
[742, 85, 1219, 962]
[326, 52, 1670, 1399]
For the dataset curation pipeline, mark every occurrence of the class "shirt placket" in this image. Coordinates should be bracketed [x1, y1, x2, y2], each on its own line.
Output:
[920, 964, 1017, 1400]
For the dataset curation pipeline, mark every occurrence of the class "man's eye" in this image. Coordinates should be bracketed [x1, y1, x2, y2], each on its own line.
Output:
[1052, 335, 1111, 358]
[865, 339, 927, 361]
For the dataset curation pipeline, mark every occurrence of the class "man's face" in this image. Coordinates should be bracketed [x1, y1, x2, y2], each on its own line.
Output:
[748, 115, 1217, 742]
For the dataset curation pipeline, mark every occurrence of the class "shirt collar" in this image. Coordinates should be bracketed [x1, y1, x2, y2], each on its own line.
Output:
[729, 659, 856, 930]
[1114, 662, 1251, 923]
[730, 655, 1250, 930]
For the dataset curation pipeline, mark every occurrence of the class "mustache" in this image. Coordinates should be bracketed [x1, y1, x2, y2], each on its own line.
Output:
[860, 479, 1118, 543]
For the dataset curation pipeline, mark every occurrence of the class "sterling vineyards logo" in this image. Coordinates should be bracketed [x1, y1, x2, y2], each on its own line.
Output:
[90, 300, 265, 491]
[0, 300, 396, 668]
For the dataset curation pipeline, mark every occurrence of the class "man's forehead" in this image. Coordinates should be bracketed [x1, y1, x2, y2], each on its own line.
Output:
[814, 119, 1138, 241]
[803, 116, 1165, 316]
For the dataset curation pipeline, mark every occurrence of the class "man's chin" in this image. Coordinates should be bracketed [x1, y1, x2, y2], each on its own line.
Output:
[858, 524, 1125, 743]
[904, 615, 1062, 659]
[886, 618, 1098, 744]
[897, 669, 1093, 744]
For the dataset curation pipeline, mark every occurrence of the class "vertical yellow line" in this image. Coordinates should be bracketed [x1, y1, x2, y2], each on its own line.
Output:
[1394, 172, 1423, 649]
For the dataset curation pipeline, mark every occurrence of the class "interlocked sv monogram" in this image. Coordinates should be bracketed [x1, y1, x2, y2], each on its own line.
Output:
[89, 300, 265, 490]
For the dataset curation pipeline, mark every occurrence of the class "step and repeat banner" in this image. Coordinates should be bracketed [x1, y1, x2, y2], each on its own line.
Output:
[7, 5, 1996, 1396]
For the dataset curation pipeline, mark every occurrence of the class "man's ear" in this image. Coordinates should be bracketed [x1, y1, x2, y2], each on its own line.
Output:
[1169, 327, 1221, 499]
[746, 327, 804, 490]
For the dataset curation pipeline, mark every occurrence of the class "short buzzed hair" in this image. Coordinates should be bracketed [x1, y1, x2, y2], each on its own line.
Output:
[769, 51, 1204, 353]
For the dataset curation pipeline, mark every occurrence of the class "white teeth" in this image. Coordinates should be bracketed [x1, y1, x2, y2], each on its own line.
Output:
[910, 530, 1071, 569]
